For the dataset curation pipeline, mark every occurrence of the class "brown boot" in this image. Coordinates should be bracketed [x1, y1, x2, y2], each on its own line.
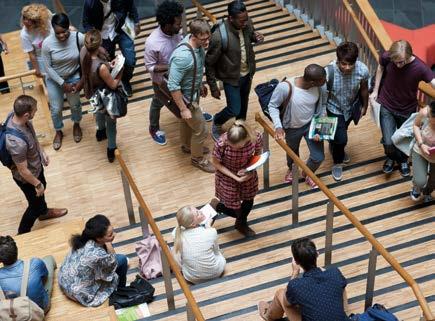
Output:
[39, 208, 68, 221]
[191, 157, 215, 173]
[235, 219, 256, 237]
[52, 130, 63, 150]
[181, 145, 210, 155]
[73, 123, 82, 143]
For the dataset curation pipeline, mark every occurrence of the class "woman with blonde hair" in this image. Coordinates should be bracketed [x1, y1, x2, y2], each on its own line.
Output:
[80, 29, 123, 162]
[211, 119, 263, 237]
[20, 3, 52, 78]
[371, 39, 435, 176]
[173, 206, 225, 284]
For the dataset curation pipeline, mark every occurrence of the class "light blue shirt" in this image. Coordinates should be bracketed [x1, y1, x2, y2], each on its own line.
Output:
[0, 258, 49, 310]
[167, 34, 205, 102]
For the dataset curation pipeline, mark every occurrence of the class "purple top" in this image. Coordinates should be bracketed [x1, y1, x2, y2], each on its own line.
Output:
[144, 27, 182, 84]
[378, 51, 433, 115]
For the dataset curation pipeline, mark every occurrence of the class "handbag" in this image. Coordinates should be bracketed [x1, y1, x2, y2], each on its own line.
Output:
[89, 86, 128, 118]
[0, 260, 45, 321]
[129, 275, 155, 302]
[154, 43, 198, 119]
[350, 303, 398, 321]
[135, 235, 162, 280]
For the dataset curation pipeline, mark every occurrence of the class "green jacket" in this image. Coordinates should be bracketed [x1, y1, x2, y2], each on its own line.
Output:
[205, 18, 257, 92]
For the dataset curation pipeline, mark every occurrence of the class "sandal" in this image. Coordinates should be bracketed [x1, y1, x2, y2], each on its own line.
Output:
[52, 131, 63, 150]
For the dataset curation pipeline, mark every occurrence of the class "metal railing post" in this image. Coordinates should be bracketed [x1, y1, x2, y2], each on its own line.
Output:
[186, 302, 196, 321]
[262, 131, 270, 190]
[120, 170, 136, 224]
[138, 206, 150, 238]
[364, 246, 378, 310]
[324, 200, 334, 266]
[161, 245, 175, 310]
[291, 165, 299, 225]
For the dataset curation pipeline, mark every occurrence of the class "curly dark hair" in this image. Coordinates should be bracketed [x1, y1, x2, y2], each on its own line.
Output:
[156, 0, 184, 28]
[0, 236, 18, 266]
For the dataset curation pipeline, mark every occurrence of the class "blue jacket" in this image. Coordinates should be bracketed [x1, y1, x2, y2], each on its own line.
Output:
[82, 0, 139, 33]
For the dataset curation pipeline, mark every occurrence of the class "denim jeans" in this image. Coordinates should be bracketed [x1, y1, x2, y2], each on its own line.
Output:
[284, 122, 325, 172]
[96, 113, 117, 149]
[46, 75, 82, 131]
[214, 74, 252, 125]
[115, 254, 128, 288]
[150, 83, 164, 130]
[327, 110, 352, 164]
[14, 169, 48, 234]
[380, 105, 411, 163]
[102, 31, 136, 83]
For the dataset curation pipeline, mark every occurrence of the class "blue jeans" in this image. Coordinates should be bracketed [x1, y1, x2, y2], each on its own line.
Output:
[214, 74, 252, 125]
[380, 105, 410, 163]
[115, 254, 128, 288]
[46, 75, 82, 131]
[284, 122, 325, 172]
[102, 31, 136, 83]
[96, 113, 117, 149]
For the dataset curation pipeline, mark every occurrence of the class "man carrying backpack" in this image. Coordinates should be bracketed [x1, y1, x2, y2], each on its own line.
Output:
[2, 95, 67, 234]
[205, 0, 264, 140]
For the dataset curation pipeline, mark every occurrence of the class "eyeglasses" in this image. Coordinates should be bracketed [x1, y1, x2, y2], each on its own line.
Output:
[195, 35, 210, 42]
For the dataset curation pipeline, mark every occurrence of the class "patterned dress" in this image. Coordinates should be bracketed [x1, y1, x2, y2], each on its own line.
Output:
[58, 240, 118, 307]
[213, 132, 263, 209]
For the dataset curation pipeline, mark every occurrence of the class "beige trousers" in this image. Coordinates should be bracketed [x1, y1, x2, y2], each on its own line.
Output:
[180, 104, 208, 158]
[266, 288, 301, 321]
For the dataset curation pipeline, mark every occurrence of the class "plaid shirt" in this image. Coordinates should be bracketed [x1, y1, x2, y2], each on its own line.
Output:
[325, 60, 369, 121]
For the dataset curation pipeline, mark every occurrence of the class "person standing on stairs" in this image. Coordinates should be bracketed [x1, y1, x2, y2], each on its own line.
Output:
[268, 64, 328, 189]
[144, 0, 184, 146]
[82, 0, 141, 97]
[206, 0, 264, 141]
[324, 42, 369, 181]
[371, 40, 435, 177]
[4, 95, 68, 234]
[211, 120, 263, 237]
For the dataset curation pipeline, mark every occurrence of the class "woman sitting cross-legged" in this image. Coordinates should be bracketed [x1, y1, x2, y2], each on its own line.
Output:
[58, 215, 128, 307]
[211, 119, 263, 237]
[173, 206, 226, 284]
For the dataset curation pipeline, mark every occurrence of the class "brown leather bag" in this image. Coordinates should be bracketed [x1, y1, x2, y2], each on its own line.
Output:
[154, 43, 198, 119]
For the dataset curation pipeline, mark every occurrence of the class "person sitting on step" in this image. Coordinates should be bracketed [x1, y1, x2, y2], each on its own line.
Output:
[410, 100, 435, 202]
[211, 119, 262, 237]
[0, 235, 56, 313]
[173, 205, 226, 284]
[58, 214, 128, 307]
[258, 238, 350, 321]
[268, 64, 328, 189]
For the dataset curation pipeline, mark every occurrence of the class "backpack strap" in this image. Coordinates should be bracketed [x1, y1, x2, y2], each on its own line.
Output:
[3, 113, 29, 146]
[218, 20, 228, 52]
[20, 260, 31, 297]
[282, 80, 292, 109]
[326, 64, 334, 94]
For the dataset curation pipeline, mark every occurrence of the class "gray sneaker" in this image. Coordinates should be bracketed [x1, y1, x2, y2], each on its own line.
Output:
[343, 152, 351, 164]
[332, 164, 343, 181]
[211, 122, 221, 141]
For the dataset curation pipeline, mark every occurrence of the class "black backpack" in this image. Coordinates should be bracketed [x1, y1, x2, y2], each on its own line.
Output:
[254, 78, 292, 121]
[0, 113, 28, 168]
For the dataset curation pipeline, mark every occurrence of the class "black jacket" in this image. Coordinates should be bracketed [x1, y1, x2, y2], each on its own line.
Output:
[82, 0, 139, 33]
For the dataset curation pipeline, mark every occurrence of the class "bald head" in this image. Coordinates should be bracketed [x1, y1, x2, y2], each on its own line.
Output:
[303, 64, 326, 85]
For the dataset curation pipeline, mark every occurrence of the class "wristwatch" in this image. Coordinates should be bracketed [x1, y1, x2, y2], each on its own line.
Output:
[418, 141, 423, 147]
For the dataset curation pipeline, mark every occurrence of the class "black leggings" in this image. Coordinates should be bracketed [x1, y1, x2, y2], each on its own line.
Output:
[216, 200, 254, 223]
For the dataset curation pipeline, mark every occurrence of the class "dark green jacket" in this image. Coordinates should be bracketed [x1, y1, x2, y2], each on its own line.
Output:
[205, 18, 257, 92]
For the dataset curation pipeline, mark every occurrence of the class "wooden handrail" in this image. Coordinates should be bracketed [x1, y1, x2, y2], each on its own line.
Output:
[354, 0, 435, 100]
[114, 150, 205, 321]
[52, 0, 66, 14]
[255, 112, 434, 321]
[0, 70, 36, 83]
[192, 0, 217, 25]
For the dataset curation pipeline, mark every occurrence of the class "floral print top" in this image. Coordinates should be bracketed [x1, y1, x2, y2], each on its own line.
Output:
[58, 240, 118, 307]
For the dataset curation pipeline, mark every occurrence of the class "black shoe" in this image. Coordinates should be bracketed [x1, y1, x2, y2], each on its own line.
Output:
[382, 158, 394, 174]
[96, 129, 107, 142]
[107, 147, 116, 163]
[123, 81, 133, 97]
[399, 162, 410, 177]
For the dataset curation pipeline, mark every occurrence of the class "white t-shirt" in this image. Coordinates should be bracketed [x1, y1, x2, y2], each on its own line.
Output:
[20, 24, 53, 57]
[289, 77, 320, 128]
[101, 0, 116, 41]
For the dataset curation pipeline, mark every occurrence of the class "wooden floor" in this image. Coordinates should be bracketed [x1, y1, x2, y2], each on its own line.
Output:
[0, 0, 433, 320]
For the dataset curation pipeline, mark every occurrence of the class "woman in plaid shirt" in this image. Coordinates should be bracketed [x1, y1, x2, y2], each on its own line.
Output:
[211, 120, 262, 237]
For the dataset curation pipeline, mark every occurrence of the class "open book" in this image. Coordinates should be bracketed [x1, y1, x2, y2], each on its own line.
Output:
[171, 204, 218, 238]
[246, 151, 270, 172]
[115, 302, 150, 320]
[111, 54, 125, 78]
[122, 17, 136, 41]
[308, 116, 338, 141]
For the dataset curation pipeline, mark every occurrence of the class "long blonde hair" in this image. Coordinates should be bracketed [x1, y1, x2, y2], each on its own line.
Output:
[388, 40, 413, 61]
[173, 206, 195, 254]
[224, 119, 255, 145]
[21, 4, 51, 36]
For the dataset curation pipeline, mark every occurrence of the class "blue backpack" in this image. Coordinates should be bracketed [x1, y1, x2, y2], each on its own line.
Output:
[350, 304, 399, 321]
[0, 113, 28, 168]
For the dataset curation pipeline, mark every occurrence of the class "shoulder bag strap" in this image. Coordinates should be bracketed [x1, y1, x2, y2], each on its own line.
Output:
[178, 43, 197, 103]
[20, 260, 31, 297]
